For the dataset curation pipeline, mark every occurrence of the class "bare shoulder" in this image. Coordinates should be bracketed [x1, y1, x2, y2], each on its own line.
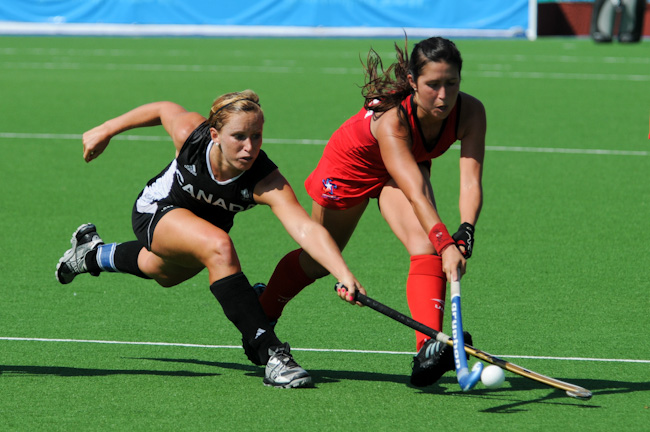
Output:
[371, 106, 408, 142]
[173, 112, 206, 138]
[253, 169, 288, 202]
[458, 92, 486, 139]
[169, 111, 206, 148]
[460, 92, 486, 119]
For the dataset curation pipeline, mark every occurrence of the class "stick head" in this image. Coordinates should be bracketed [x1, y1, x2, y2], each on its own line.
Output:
[458, 362, 484, 391]
[566, 389, 593, 400]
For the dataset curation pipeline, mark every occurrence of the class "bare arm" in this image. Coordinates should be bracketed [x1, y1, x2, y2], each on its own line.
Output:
[82, 101, 205, 162]
[373, 109, 466, 281]
[457, 94, 486, 227]
[254, 170, 366, 303]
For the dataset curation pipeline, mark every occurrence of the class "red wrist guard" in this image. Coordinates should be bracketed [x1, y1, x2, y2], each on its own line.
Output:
[428, 223, 455, 255]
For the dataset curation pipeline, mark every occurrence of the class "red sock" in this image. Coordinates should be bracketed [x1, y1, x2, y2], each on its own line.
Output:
[259, 249, 315, 321]
[406, 254, 447, 352]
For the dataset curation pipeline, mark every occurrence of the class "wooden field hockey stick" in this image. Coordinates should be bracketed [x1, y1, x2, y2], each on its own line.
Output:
[335, 283, 592, 400]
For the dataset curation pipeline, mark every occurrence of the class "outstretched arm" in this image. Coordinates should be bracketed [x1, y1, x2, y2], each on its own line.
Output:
[82, 101, 205, 162]
[254, 170, 366, 304]
[456, 95, 486, 257]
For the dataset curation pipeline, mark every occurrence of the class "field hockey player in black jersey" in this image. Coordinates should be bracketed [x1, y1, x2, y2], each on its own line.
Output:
[55, 90, 365, 388]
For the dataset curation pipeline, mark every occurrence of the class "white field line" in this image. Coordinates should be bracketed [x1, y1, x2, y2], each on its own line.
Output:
[3, 47, 649, 66]
[1, 60, 649, 82]
[2, 46, 649, 80]
[468, 70, 650, 81]
[0, 132, 647, 156]
[2, 336, 649, 363]
[484, 145, 648, 157]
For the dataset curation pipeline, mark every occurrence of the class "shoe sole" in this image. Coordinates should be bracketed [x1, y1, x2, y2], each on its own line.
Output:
[55, 251, 75, 284]
[263, 375, 313, 388]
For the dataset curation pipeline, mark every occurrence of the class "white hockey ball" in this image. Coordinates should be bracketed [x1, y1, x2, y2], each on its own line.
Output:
[481, 365, 505, 388]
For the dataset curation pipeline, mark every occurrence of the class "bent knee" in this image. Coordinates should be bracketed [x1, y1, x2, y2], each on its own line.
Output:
[201, 232, 239, 268]
[404, 238, 436, 256]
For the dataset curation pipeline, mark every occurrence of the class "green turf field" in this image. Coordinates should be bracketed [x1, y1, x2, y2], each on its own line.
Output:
[1, 35, 648, 431]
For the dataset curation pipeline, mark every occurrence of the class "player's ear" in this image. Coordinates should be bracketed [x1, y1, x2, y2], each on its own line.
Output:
[407, 73, 417, 92]
[210, 127, 220, 143]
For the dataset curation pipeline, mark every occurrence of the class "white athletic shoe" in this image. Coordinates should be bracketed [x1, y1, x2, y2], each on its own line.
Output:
[55, 223, 104, 284]
[264, 343, 312, 388]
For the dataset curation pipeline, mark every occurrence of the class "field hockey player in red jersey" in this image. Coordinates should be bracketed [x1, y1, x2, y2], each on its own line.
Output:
[252, 36, 486, 387]
[55, 90, 365, 388]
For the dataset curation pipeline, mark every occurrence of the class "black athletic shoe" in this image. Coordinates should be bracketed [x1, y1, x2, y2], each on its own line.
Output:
[55, 223, 104, 284]
[242, 283, 277, 365]
[410, 331, 473, 387]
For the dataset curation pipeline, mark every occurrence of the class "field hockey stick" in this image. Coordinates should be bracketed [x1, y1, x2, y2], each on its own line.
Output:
[449, 273, 483, 391]
[334, 283, 592, 400]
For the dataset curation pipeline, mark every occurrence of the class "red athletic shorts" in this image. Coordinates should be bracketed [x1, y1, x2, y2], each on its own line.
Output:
[304, 156, 390, 210]
[305, 155, 434, 211]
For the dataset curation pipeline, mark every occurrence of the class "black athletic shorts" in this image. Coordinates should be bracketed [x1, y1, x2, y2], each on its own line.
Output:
[131, 199, 179, 251]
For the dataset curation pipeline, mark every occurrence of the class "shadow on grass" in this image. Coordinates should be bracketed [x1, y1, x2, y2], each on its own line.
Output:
[135, 356, 408, 380]
[132, 357, 260, 375]
[0, 364, 218, 378]
[21, 355, 642, 411]
[427, 375, 650, 413]
[140, 356, 650, 400]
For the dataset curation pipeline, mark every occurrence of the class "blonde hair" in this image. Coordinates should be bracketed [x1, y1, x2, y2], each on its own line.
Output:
[207, 90, 262, 130]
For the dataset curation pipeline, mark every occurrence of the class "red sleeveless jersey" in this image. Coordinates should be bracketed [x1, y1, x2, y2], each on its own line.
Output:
[305, 94, 461, 209]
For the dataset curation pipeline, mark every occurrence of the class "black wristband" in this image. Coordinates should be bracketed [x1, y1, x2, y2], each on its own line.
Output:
[452, 222, 475, 259]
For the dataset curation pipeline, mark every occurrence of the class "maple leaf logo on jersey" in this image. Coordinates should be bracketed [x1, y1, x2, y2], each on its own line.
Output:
[321, 178, 339, 200]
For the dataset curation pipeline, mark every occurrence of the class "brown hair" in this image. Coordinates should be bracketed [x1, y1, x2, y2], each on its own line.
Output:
[361, 40, 411, 114]
[207, 90, 262, 130]
[361, 36, 463, 114]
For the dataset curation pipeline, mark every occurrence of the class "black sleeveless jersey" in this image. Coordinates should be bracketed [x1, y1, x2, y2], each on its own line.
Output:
[135, 122, 278, 233]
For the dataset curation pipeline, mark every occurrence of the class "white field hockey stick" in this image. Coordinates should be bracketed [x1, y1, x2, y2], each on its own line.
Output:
[450, 272, 483, 391]
[334, 283, 592, 400]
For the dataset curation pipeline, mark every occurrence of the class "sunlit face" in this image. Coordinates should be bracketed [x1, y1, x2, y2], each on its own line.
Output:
[409, 60, 461, 120]
[211, 111, 264, 173]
